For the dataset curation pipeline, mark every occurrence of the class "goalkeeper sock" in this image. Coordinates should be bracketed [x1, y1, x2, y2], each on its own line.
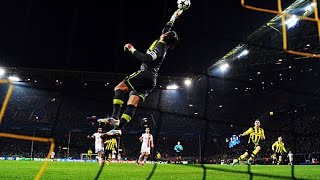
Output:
[112, 90, 126, 119]
[118, 105, 136, 129]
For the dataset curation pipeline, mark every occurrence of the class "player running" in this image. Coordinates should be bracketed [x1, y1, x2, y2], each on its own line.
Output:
[100, 129, 122, 165]
[271, 136, 287, 165]
[231, 119, 265, 165]
[87, 127, 104, 165]
[137, 127, 154, 166]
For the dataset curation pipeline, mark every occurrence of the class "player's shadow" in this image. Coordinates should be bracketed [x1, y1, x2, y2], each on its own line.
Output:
[146, 163, 157, 180]
[94, 163, 105, 180]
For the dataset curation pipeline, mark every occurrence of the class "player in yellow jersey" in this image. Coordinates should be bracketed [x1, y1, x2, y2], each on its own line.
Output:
[231, 119, 265, 165]
[271, 136, 287, 165]
[100, 129, 122, 165]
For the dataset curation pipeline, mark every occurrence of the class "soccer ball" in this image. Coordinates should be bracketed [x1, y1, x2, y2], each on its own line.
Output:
[177, 0, 191, 10]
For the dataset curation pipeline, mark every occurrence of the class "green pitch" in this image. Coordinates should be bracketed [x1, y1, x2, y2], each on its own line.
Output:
[0, 161, 319, 180]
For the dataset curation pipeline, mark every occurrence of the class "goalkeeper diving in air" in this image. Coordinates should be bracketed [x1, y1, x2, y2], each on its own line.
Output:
[98, 9, 184, 129]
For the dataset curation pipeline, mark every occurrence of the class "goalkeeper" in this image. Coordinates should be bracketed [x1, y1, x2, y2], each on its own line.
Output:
[231, 119, 265, 165]
[271, 136, 287, 165]
[98, 9, 184, 129]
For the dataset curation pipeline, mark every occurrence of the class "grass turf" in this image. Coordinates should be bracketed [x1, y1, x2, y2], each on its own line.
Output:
[0, 161, 319, 180]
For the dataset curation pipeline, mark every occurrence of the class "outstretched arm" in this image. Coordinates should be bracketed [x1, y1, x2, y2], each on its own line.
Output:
[123, 9, 183, 61]
[162, 9, 184, 34]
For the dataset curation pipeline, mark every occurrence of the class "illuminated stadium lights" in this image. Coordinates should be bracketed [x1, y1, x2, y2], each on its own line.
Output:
[304, 3, 315, 12]
[237, 49, 249, 58]
[286, 15, 299, 29]
[166, 84, 179, 90]
[8, 76, 20, 82]
[0, 68, 5, 76]
[219, 63, 230, 72]
[184, 79, 192, 86]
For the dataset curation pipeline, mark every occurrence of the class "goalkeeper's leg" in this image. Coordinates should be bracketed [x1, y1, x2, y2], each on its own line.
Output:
[115, 95, 139, 129]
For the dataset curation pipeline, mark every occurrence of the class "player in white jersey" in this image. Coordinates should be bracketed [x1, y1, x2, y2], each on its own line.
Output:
[287, 151, 293, 165]
[87, 127, 104, 165]
[137, 127, 154, 166]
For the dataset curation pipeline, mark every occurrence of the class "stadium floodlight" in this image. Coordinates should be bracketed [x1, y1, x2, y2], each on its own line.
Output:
[219, 63, 230, 72]
[286, 15, 299, 29]
[166, 84, 179, 90]
[237, 49, 249, 58]
[184, 79, 192, 86]
[0, 68, 5, 76]
[8, 76, 20, 82]
[304, 3, 315, 12]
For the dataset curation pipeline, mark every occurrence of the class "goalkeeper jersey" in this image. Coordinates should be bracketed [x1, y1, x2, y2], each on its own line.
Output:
[132, 21, 174, 76]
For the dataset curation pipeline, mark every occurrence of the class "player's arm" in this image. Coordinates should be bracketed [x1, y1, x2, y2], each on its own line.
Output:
[239, 127, 253, 137]
[261, 129, 265, 140]
[162, 9, 184, 34]
[283, 145, 287, 153]
[87, 134, 94, 139]
[272, 141, 277, 151]
[124, 41, 166, 62]
[139, 136, 143, 142]
[150, 135, 154, 148]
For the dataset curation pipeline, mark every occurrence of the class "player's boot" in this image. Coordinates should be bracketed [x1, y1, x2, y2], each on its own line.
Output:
[107, 117, 120, 128]
[247, 158, 253, 165]
[97, 118, 109, 124]
[231, 159, 238, 166]
[107, 129, 122, 135]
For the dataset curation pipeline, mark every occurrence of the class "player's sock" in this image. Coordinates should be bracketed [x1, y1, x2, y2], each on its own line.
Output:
[238, 153, 247, 161]
[117, 105, 136, 129]
[138, 155, 143, 163]
[250, 149, 259, 159]
[112, 90, 126, 119]
[143, 156, 147, 164]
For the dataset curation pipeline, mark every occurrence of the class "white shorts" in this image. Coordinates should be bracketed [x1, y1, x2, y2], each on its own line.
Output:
[141, 145, 151, 154]
[95, 146, 104, 153]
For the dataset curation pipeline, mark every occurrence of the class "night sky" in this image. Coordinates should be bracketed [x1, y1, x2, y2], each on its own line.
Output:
[0, 0, 293, 76]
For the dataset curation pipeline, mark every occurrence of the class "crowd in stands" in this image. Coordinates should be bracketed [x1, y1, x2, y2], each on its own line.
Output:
[0, 79, 319, 165]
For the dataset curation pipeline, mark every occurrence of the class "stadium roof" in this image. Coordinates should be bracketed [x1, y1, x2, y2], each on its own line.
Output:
[208, 0, 319, 73]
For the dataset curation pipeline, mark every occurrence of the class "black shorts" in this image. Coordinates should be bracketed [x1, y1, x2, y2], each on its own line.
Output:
[175, 152, 182, 157]
[274, 152, 283, 157]
[104, 149, 112, 157]
[245, 143, 258, 154]
[124, 70, 156, 101]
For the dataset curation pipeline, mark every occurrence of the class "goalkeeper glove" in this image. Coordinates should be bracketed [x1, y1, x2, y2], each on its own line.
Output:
[124, 43, 136, 54]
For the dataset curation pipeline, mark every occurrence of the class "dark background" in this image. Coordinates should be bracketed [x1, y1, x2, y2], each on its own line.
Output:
[0, 0, 294, 75]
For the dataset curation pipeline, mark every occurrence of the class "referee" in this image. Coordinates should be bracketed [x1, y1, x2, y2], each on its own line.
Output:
[174, 141, 184, 164]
